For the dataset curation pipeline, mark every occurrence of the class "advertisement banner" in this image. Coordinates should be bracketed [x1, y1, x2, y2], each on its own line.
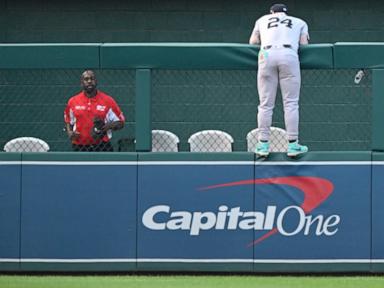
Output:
[137, 161, 371, 270]
[252, 164, 370, 261]
[138, 163, 254, 259]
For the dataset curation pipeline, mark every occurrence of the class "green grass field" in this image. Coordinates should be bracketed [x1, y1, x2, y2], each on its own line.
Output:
[1, 275, 384, 288]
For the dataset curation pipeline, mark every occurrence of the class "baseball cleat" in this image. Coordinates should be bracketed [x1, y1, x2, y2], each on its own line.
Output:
[287, 141, 308, 157]
[255, 141, 270, 157]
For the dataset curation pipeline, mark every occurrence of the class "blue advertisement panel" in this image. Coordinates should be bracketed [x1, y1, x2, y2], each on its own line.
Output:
[372, 160, 384, 272]
[137, 160, 371, 272]
[0, 162, 21, 270]
[137, 161, 255, 271]
[20, 162, 137, 271]
[253, 163, 371, 269]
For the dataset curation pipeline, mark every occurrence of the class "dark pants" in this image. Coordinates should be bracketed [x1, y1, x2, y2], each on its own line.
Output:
[72, 141, 114, 152]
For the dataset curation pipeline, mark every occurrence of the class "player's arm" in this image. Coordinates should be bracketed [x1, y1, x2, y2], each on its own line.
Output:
[299, 22, 310, 45]
[249, 21, 261, 45]
[299, 34, 309, 45]
[249, 32, 260, 45]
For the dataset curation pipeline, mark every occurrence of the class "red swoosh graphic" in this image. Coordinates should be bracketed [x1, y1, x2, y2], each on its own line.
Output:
[199, 176, 334, 246]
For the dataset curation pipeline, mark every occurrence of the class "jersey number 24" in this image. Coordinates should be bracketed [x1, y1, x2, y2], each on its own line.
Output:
[267, 17, 293, 29]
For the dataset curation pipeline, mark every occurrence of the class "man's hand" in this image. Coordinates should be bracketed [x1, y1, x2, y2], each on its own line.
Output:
[65, 123, 80, 141]
[249, 31, 260, 45]
[101, 121, 124, 132]
[67, 130, 80, 141]
[91, 117, 106, 140]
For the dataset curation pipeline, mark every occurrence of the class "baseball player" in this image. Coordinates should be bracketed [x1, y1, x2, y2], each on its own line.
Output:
[249, 3, 309, 157]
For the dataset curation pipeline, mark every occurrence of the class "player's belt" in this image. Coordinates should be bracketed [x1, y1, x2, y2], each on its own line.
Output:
[263, 44, 292, 50]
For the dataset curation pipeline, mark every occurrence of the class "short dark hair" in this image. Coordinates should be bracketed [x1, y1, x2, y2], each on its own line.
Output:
[81, 70, 96, 80]
[270, 4, 288, 13]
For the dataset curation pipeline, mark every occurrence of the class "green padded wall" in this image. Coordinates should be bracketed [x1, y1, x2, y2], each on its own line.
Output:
[101, 43, 258, 70]
[334, 43, 384, 69]
[300, 44, 333, 69]
[372, 69, 384, 151]
[0, 44, 99, 69]
[100, 43, 333, 70]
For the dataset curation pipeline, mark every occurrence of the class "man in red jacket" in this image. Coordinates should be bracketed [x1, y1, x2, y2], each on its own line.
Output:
[64, 70, 125, 151]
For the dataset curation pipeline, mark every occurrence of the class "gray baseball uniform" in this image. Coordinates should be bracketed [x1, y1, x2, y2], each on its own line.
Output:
[250, 11, 309, 142]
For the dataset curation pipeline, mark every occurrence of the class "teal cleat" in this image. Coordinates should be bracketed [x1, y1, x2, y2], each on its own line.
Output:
[287, 141, 308, 157]
[255, 141, 270, 157]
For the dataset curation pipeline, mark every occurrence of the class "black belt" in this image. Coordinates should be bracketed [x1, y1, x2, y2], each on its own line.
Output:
[263, 44, 292, 50]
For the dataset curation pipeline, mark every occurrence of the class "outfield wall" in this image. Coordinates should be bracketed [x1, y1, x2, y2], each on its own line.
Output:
[1, 43, 384, 273]
[0, 151, 383, 273]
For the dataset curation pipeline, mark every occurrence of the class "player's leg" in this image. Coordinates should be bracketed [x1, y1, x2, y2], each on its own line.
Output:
[279, 51, 308, 156]
[278, 52, 300, 141]
[257, 50, 278, 142]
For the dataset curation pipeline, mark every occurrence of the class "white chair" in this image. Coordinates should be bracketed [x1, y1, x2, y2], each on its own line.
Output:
[188, 130, 234, 152]
[152, 130, 180, 152]
[246, 127, 288, 152]
[4, 137, 50, 152]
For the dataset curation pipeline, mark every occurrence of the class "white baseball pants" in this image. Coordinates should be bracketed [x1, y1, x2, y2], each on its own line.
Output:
[257, 48, 301, 141]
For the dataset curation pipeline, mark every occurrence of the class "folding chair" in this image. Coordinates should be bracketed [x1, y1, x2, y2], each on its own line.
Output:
[188, 130, 234, 152]
[152, 130, 180, 152]
[246, 127, 288, 152]
[4, 137, 50, 152]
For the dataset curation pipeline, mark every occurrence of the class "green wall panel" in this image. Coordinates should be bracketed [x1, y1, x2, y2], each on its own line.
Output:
[21, 152, 137, 162]
[0, 44, 100, 69]
[372, 69, 384, 151]
[135, 69, 151, 151]
[334, 43, 384, 69]
[101, 43, 333, 70]
[138, 151, 254, 161]
[299, 44, 333, 69]
[265, 151, 371, 162]
[0, 152, 21, 161]
[101, 43, 258, 69]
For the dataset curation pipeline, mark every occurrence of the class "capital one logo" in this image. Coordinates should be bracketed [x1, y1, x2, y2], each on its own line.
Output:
[142, 176, 338, 246]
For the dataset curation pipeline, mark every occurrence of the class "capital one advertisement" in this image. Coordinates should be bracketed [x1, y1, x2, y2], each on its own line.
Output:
[137, 162, 371, 263]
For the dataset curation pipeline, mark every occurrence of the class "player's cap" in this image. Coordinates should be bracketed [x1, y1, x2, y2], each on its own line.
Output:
[270, 4, 288, 13]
